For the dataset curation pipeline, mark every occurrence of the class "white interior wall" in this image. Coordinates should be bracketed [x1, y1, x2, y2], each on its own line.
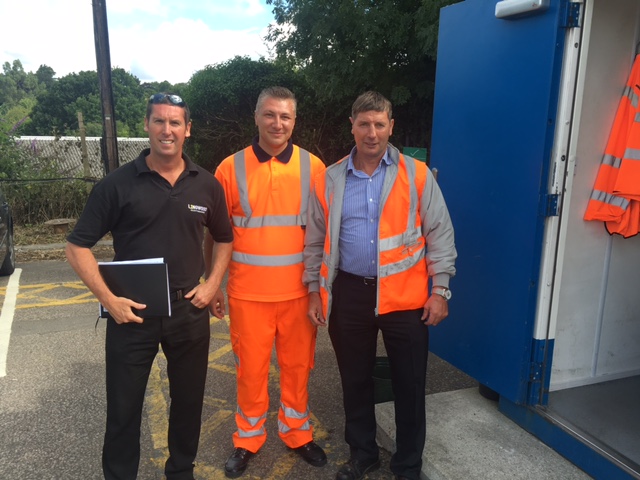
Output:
[550, 0, 640, 390]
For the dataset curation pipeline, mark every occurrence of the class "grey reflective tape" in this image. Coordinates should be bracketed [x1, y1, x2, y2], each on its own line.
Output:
[625, 85, 639, 109]
[379, 247, 425, 278]
[299, 149, 311, 226]
[404, 156, 419, 238]
[590, 189, 630, 210]
[233, 150, 253, 218]
[632, 87, 640, 110]
[232, 252, 304, 266]
[623, 148, 640, 161]
[379, 226, 422, 252]
[281, 403, 309, 420]
[278, 419, 310, 434]
[237, 407, 267, 427]
[601, 154, 621, 169]
[232, 214, 304, 228]
[238, 427, 266, 438]
[233, 148, 312, 229]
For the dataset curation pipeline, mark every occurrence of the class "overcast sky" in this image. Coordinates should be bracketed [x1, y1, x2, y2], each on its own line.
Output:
[0, 0, 276, 84]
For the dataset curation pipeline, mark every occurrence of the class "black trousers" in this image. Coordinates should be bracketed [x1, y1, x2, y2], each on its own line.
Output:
[328, 271, 429, 480]
[102, 299, 210, 480]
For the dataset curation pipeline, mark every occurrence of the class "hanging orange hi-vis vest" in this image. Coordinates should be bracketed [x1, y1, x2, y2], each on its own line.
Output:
[584, 54, 640, 238]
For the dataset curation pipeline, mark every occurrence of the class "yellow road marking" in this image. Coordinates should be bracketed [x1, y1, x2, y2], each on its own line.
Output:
[4, 283, 329, 476]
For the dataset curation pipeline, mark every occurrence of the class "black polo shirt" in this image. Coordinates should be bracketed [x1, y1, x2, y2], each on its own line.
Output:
[68, 149, 233, 291]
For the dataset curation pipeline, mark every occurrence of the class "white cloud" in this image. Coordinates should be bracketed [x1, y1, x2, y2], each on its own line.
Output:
[109, 18, 272, 83]
[0, 0, 275, 84]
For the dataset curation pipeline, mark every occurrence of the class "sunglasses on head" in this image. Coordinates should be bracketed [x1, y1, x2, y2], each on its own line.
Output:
[148, 93, 185, 106]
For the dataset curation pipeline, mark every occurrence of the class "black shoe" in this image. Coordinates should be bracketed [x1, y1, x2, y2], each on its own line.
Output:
[394, 476, 412, 480]
[292, 441, 327, 467]
[335, 457, 380, 480]
[224, 448, 254, 478]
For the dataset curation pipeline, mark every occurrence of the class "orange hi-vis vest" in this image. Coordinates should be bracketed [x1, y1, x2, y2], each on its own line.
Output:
[316, 152, 429, 316]
[584, 54, 640, 237]
[215, 145, 325, 301]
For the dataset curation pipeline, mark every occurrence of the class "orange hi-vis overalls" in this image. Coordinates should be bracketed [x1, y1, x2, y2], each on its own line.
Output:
[584, 54, 640, 237]
[215, 143, 326, 452]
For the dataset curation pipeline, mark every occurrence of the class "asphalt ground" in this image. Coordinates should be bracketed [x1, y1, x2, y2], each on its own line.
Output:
[0, 252, 477, 480]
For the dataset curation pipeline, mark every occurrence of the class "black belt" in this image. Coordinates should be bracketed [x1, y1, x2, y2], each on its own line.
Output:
[338, 270, 377, 286]
[169, 288, 189, 302]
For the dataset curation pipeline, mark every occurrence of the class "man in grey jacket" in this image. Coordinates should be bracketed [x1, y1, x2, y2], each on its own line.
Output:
[303, 91, 457, 480]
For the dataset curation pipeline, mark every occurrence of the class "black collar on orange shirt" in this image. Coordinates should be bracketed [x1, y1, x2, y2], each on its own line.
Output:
[251, 136, 294, 164]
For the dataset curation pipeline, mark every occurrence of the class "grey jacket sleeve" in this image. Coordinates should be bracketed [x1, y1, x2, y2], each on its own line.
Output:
[303, 181, 326, 293]
[420, 169, 457, 288]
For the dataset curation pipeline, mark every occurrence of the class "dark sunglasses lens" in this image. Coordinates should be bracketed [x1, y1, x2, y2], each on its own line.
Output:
[148, 94, 184, 106]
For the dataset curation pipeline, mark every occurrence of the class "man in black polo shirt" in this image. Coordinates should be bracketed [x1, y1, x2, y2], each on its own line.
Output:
[66, 93, 233, 480]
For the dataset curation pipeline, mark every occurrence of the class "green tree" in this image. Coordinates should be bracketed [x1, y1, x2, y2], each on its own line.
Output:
[266, 0, 459, 157]
[26, 68, 148, 137]
[184, 56, 316, 169]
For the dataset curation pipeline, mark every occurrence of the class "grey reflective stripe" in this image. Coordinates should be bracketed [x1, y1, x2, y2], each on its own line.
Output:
[238, 427, 266, 438]
[233, 214, 303, 228]
[232, 251, 303, 266]
[281, 403, 309, 420]
[624, 148, 640, 161]
[601, 154, 621, 169]
[237, 407, 266, 427]
[379, 247, 425, 278]
[233, 148, 312, 228]
[378, 156, 422, 279]
[379, 226, 422, 251]
[590, 189, 630, 209]
[278, 419, 311, 434]
[626, 85, 639, 109]
[234, 150, 253, 218]
[298, 149, 311, 225]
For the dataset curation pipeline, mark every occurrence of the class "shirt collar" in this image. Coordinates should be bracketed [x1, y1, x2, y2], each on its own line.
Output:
[134, 148, 198, 175]
[346, 146, 393, 174]
[251, 136, 294, 163]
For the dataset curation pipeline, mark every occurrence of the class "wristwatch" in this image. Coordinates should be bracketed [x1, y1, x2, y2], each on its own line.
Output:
[432, 286, 452, 301]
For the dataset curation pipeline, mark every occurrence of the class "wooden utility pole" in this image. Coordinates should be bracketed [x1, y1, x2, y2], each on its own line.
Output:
[92, 0, 119, 174]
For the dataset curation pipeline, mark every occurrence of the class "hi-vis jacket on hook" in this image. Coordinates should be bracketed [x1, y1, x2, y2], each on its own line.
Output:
[584, 54, 640, 237]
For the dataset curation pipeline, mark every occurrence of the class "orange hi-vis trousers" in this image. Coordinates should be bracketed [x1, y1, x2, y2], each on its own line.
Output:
[228, 295, 317, 452]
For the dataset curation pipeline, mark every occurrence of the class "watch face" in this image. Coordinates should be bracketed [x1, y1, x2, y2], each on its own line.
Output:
[435, 288, 452, 300]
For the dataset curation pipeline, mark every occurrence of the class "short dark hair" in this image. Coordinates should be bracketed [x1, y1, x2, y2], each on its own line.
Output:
[146, 92, 191, 124]
[255, 86, 297, 115]
[351, 91, 392, 120]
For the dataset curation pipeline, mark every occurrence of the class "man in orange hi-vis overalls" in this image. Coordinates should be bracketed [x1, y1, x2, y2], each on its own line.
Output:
[204, 86, 327, 478]
[584, 54, 640, 237]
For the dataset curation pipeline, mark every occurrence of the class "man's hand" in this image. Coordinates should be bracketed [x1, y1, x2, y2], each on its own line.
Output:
[421, 294, 449, 326]
[208, 288, 226, 319]
[184, 282, 216, 310]
[307, 292, 326, 327]
[103, 297, 146, 324]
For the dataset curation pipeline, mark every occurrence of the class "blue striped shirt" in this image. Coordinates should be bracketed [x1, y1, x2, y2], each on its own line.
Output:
[338, 151, 392, 277]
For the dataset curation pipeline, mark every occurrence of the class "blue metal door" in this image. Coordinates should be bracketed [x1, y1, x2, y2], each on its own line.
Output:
[429, 0, 569, 404]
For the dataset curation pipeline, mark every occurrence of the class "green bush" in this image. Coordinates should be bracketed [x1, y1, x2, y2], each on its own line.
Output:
[0, 135, 91, 225]
[2, 179, 90, 225]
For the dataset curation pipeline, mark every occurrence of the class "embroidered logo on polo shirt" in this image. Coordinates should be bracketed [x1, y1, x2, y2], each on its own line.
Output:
[188, 204, 208, 214]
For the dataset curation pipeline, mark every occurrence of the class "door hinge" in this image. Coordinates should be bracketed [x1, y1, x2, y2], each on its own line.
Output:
[541, 193, 560, 217]
[560, 2, 582, 28]
[529, 361, 543, 382]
